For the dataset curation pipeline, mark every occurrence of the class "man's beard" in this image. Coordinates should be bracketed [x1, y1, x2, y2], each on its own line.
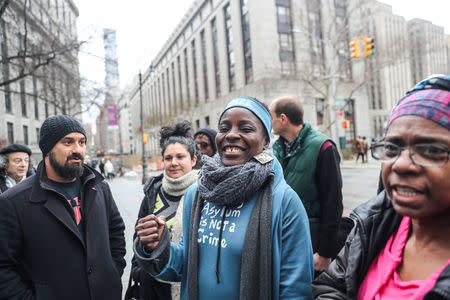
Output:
[49, 151, 84, 180]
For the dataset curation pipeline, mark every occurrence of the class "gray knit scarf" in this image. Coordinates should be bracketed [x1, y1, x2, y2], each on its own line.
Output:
[188, 154, 273, 300]
[162, 169, 199, 197]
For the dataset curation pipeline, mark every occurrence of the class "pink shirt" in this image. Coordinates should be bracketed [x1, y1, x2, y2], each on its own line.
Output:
[358, 216, 450, 300]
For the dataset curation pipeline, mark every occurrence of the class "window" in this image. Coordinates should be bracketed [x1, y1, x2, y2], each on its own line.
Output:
[162, 73, 168, 116]
[1, 21, 12, 113]
[33, 75, 39, 119]
[7, 122, 14, 144]
[211, 18, 221, 97]
[200, 30, 209, 102]
[240, 0, 253, 83]
[23, 125, 29, 145]
[45, 102, 49, 118]
[205, 116, 210, 127]
[166, 69, 171, 115]
[307, 1, 323, 71]
[183, 48, 191, 105]
[36, 128, 40, 144]
[279, 33, 293, 51]
[20, 80, 27, 117]
[4, 91, 11, 113]
[171, 62, 177, 113]
[277, 0, 295, 76]
[157, 77, 163, 123]
[195, 119, 200, 129]
[177, 55, 183, 106]
[191, 39, 199, 104]
[224, 3, 235, 91]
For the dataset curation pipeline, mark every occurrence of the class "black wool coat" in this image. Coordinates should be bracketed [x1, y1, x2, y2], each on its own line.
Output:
[0, 162, 126, 300]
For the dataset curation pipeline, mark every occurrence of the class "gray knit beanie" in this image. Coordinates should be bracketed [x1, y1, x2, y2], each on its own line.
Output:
[39, 115, 87, 157]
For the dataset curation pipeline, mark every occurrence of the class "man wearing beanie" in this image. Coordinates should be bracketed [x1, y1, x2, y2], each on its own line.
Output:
[0, 144, 32, 194]
[194, 128, 217, 157]
[0, 115, 126, 300]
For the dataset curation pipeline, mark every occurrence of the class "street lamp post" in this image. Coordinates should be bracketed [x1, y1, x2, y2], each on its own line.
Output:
[139, 70, 147, 184]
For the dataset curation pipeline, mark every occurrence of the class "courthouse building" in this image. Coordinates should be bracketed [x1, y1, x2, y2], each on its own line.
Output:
[127, 0, 449, 157]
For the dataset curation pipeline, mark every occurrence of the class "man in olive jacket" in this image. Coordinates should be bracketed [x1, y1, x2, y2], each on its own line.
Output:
[270, 96, 343, 274]
[0, 115, 126, 300]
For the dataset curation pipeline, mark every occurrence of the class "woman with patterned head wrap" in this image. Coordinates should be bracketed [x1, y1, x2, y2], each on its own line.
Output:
[313, 75, 450, 299]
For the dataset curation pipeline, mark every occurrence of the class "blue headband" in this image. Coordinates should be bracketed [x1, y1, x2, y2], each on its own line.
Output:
[219, 97, 272, 140]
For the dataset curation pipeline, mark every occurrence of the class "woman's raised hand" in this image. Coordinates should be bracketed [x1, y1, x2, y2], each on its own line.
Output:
[136, 214, 166, 251]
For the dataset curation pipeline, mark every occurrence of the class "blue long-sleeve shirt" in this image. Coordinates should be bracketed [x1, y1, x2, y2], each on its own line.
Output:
[145, 157, 314, 299]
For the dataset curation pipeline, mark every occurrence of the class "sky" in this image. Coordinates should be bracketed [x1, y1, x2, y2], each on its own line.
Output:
[73, 0, 450, 123]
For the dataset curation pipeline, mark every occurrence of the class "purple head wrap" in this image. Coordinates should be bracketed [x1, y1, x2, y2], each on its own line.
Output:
[387, 88, 450, 131]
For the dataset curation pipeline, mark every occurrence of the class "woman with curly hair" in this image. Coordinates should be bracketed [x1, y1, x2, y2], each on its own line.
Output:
[128, 121, 199, 300]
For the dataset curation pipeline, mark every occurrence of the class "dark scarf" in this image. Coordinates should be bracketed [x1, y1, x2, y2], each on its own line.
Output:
[188, 154, 273, 300]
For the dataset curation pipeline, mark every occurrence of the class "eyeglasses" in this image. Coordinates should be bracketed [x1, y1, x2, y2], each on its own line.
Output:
[370, 142, 450, 167]
[196, 142, 210, 149]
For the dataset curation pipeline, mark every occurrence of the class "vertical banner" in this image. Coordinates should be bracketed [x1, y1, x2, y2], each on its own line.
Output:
[107, 104, 118, 125]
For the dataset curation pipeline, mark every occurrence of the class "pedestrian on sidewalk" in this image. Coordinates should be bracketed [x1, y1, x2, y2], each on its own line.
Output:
[99, 159, 105, 177]
[355, 136, 365, 163]
[127, 120, 199, 300]
[0, 115, 126, 300]
[133, 97, 314, 299]
[313, 74, 450, 299]
[104, 159, 115, 180]
[362, 136, 369, 163]
[269, 95, 344, 277]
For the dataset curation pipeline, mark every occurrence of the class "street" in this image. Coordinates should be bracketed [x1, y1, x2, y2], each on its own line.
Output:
[109, 161, 381, 291]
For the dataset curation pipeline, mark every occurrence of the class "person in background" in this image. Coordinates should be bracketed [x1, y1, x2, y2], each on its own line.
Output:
[133, 96, 314, 300]
[362, 136, 369, 163]
[355, 136, 365, 163]
[194, 128, 217, 157]
[313, 75, 450, 299]
[99, 159, 105, 177]
[0, 144, 32, 194]
[128, 121, 199, 300]
[0, 115, 126, 300]
[104, 159, 115, 180]
[269, 95, 343, 275]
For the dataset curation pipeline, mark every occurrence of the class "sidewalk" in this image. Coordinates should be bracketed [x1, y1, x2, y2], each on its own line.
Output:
[341, 158, 381, 169]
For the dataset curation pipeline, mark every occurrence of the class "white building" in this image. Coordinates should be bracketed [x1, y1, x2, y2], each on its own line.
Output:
[0, 0, 80, 156]
[126, 0, 449, 157]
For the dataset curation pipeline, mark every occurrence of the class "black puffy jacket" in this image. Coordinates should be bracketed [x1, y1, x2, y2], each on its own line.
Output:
[312, 191, 450, 299]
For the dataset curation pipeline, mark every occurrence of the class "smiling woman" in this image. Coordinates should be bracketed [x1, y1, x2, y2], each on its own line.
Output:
[133, 97, 314, 300]
[313, 75, 450, 300]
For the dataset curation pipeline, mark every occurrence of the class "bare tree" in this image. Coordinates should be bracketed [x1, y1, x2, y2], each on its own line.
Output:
[0, 0, 105, 117]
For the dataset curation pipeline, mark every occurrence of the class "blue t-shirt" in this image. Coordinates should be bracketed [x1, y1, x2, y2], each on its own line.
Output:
[197, 192, 258, 299]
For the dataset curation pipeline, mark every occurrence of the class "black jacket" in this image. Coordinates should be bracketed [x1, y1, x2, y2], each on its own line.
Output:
[0, 174, 7, 194]
[312, 191, 450, 299]
[129, 173, 172, 300]
[0, 161, 126, 300]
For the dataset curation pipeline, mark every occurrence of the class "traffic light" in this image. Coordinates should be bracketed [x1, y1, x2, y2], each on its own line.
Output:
[349, 40, 361, 58]
[364, 37, 374, 57]
[341, 120, 351, 129]
[143, 133, 148, 144]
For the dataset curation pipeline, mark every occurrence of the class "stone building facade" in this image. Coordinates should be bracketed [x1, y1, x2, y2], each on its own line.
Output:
[0, 0, 81, 158]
